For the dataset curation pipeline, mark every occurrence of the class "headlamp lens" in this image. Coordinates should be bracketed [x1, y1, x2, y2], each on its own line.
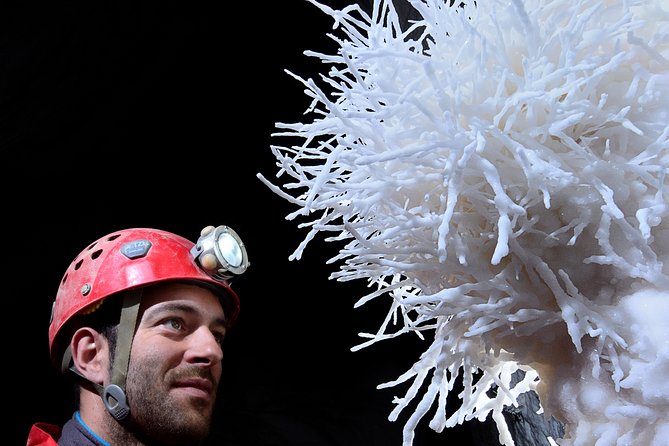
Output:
[217, 232, 243, 268]
[191, 225, 249, 280]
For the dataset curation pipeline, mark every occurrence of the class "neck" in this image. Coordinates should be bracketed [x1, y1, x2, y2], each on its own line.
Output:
[78, 394, 205, 446]
[78, 389, 149, 446]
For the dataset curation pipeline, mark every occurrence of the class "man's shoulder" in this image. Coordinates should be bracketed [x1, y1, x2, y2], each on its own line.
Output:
[27, 422, 61, 446]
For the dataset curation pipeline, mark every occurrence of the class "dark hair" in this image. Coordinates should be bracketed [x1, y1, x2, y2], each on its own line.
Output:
[82, 293, 122, 362]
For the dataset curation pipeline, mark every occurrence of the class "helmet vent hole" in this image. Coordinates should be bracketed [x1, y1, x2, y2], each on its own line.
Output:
[73, 259, 84, 271]
[90, 249, 103, 260]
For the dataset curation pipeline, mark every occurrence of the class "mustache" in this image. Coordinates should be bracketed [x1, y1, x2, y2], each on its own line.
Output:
[170, 366, 216, 385]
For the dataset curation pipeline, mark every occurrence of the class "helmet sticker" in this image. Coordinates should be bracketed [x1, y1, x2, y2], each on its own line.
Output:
[120, 240, 152, 259]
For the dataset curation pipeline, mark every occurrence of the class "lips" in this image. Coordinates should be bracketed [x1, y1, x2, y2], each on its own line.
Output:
[173, 377, 214, 399]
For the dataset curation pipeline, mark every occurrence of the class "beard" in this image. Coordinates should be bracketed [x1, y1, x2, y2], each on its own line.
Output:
[119, 353, 219, 445]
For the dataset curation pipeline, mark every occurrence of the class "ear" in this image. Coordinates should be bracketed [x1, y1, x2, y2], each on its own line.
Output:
[70, 327, 110, 385]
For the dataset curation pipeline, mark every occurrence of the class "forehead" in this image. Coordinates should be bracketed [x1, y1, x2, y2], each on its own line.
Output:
[139, 282, 225, 316]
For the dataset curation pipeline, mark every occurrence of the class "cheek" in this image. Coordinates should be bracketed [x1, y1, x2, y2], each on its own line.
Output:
[127, 346, 177, 389]
[130, 337, 183, 369]
[212, 361, 223, 380]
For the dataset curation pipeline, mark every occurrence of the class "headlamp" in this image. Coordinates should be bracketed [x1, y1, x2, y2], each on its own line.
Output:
[191, 225, 249, 280]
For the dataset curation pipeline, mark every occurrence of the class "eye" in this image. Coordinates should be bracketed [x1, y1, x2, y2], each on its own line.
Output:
[164, 318, 185, 332]
[212, 331, 226, 346]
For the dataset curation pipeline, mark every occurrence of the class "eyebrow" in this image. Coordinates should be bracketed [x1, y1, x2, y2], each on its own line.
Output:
[144, 301, 228, 328]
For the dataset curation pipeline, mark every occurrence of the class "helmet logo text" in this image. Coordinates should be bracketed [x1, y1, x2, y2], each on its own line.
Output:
[120, 240, 152, 259]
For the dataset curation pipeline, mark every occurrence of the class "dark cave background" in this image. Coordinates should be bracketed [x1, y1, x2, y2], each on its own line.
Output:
[3, 1, 497, 444]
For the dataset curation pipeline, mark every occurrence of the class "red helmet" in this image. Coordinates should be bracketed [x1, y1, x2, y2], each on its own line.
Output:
[49, 226, 247, 371]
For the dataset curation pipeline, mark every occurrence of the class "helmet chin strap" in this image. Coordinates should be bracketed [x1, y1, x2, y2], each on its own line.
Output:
[102, 288, 142, 421]
[67, 289, 143, 423]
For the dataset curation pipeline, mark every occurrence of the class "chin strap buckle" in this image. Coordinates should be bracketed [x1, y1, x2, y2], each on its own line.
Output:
[103, 384, 130, 421]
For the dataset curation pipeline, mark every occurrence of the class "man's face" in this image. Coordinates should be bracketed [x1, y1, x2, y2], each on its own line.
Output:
[124, 282, 227, 444]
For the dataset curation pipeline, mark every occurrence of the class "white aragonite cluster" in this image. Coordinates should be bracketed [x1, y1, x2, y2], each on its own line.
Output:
[257, 0, 669, 444]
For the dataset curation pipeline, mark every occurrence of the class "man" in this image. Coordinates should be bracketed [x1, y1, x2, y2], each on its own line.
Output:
[27, 225, 249, 446]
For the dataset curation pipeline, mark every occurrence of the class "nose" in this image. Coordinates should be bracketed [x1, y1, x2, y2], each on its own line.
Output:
[184, 326, 224, 365]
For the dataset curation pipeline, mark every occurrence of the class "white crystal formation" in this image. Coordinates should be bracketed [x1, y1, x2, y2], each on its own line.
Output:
[258, 0, 669, 444]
